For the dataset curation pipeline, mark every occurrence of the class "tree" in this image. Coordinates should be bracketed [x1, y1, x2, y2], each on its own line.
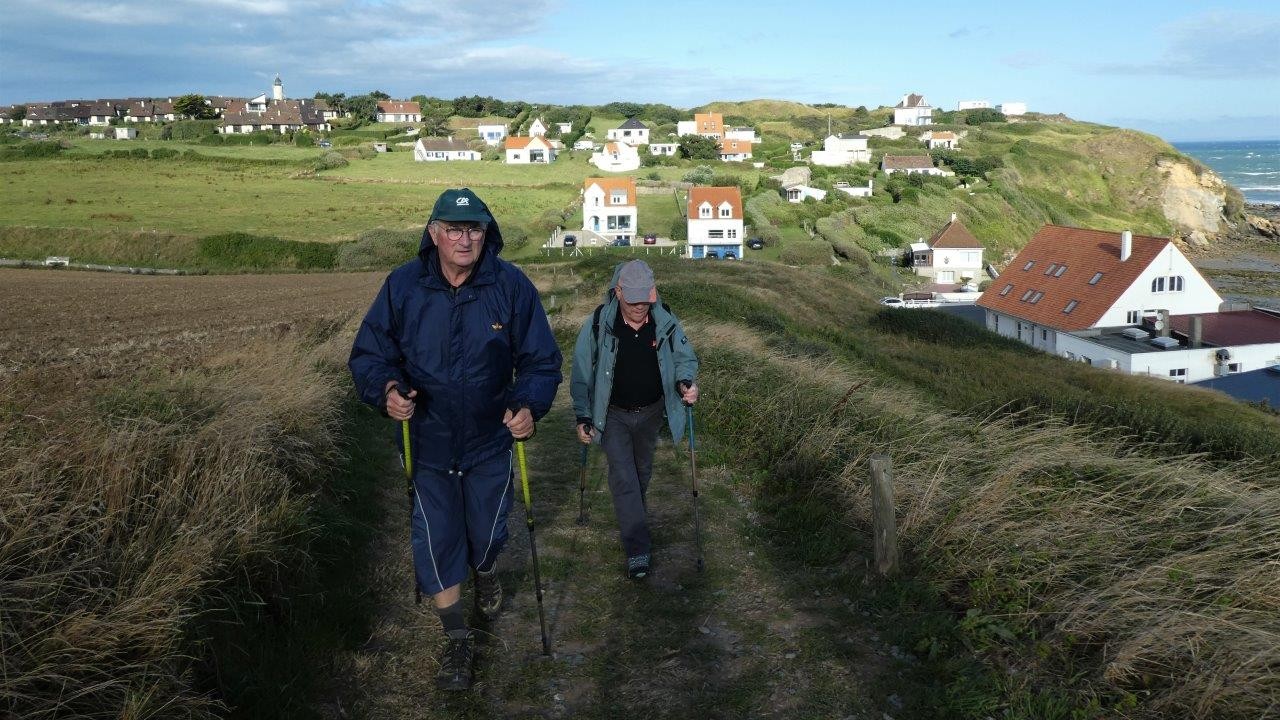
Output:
[9, 105, 26, 122]
[173, 94, 212, 119]
[963, 108, 1006, 125]
[344, 94, 379, 122]
[678, 134, 718, 160]
[369, 89, 391, 100]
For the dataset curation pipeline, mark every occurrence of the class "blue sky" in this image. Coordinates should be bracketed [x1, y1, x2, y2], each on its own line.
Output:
[2, 0, 1277, 141]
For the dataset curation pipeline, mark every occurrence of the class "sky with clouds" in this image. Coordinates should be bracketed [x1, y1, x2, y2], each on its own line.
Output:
[2, 0, 1277, 141]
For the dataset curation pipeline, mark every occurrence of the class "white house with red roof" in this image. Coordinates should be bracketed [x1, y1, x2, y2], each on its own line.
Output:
[893, 93, 933, 126]
[718, 138, 753, 162]
[583, 177, 637, 245]
[687, 187, 744, 259]
[910, 214, 984, 286]
[376, 101, 421, 123]
[590, 141, 640, 172]
[975, 225, 1280, 383]
[677, 112, 725, 140]
[504, 135, 557, 164]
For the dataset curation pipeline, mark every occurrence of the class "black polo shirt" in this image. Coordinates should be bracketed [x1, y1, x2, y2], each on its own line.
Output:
[609, 308, 663, 409]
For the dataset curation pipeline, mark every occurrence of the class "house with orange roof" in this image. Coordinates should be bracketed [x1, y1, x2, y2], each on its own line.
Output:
[973, 225, 1280, 383]
[504, 135, 557, 164]
[717, 138, 753, 162]
[582, 177, 637, 245]
[909, 214, 984, 286]
[677, 112, 725, 140]
[686, 187, 744, 259]
[590, 141, 640, 172]
[376, 101, 421, 123]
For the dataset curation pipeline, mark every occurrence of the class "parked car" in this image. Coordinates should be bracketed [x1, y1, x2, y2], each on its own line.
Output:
[746, 238, 764, 250]
[612, 237, 630, 247]
[318, 140, 332, 148]
[724, 251, 738, 260]
[562, 234, 577, 247]
[879, 296, 905, 307]
[705, 250, 720, 259]
[643, 234, 657, 245]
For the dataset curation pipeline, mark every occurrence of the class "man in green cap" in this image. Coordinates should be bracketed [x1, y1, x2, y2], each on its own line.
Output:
[349, 188, 563, 690]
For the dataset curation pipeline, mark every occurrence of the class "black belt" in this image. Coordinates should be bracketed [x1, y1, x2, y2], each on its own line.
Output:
[609, 399, 662, 413]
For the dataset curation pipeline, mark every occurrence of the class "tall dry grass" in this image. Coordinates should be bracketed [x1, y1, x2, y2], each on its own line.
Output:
[0, 334, 347, 718]
[694, 321, 1280, 718]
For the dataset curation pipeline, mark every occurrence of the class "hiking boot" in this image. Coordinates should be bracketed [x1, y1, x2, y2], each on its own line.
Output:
[474, 566, 503, 620]
[627, 553, 651, 579]
[435, 631, 475, 691]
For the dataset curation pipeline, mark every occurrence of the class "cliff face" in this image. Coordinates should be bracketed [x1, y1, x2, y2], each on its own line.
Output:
[1156, 157, 1231, 248]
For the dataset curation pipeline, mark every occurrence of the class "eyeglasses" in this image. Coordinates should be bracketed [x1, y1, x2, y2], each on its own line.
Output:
[442, 226, 485, 241]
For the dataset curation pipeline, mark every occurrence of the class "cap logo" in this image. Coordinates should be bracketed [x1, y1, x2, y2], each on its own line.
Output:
[456, 196, 470, 206]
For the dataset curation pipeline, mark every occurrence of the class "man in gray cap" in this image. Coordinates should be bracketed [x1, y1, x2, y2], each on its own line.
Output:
[570, 260, 699, 578]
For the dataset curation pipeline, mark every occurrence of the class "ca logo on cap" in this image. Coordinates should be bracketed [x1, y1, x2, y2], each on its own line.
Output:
[456, 196, 470, 206]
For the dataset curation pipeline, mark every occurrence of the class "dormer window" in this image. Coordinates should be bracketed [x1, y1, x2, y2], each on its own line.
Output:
[719, 202, 732, 218]
[610, 191, 627, 205]
[999, 284, 1013, 296]
[1023, 261, 1034, 271]
[1029, 291, 1043, 304]
[1053, 265, 1067, 277]
[1089, 272, 1103, 285]
[699, 202, 712, 218]
[1063, 300, 1078, 313]
[1044, 263, 1057, 275]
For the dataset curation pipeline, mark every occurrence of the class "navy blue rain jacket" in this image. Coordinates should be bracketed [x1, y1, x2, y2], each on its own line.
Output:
[348, 220, 562, 471]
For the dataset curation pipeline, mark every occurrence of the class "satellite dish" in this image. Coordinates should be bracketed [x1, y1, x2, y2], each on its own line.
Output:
[1153, 320, 1165, 331]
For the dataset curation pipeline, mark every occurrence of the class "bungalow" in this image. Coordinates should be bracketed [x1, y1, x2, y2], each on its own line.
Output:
[527, 118, 547, 136]
[922, 130, 958, 150]
[811, 133, 871, 166]
[833, 179, 874, 198]
[573, 136, 597, 151]
[687, 186, 744, 260]
[999, 102, 1027, 116]
[784, 184, 827, 203]
[583, 177, 638, 245]
[957, 100, 990, 110]
[677, 112, 724, 139]
[881, 154, 945, 176]
[376, 101, 421, 123]
[974, 225, 1276, 384]
[892, 93, 933, 126]
[87, 102, 120, 125]
[220, 100, 330, 134]
[24, 104, 71, 125]
[590, 141, 640, 172]
[909, 213, 984, 285]
[649, 142, 678, 157]
[308, 98, 340, 120]
[504, 135, 557, 163]
[477, 123, 508, 145]
[607, 117, 650, 145]
[556, 121, 573, 134]
[413, 136, 481, 162]
[125, 101, 156, 123]
[718, 138, 753, 162]
[152, 101, 176, 122]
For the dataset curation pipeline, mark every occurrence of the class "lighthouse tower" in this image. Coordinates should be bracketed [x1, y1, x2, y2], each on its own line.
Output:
[272, 74, 284, 101]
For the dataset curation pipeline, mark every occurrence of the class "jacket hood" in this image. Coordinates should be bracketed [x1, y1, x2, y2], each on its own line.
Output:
[419, 190, 504, 263]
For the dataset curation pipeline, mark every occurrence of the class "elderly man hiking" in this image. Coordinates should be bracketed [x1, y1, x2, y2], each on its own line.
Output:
[570, 260, 699, 579]
[348, 188, 562, 691]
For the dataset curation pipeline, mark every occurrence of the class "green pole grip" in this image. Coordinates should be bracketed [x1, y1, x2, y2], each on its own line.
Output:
[401, 420, 412, 479]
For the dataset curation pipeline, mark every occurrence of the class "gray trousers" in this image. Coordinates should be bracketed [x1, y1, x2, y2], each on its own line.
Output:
[601, 400, 665, 558]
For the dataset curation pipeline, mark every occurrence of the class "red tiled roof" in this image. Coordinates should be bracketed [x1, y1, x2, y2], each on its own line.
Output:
[928, 218, 982, 248]
[976, 225, 1170, 331]
[882, 154, 934, 170]
[718, 139, 753, 153]
[584, 177, 636, 206]
[930, 131, 957, 140]
[377, 101, 420, 114]
[1170, 310, 1280, 346]
[688, 186, 743, 220]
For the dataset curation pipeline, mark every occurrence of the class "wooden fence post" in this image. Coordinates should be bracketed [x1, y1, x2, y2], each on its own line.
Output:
[869, 453, 899, 576]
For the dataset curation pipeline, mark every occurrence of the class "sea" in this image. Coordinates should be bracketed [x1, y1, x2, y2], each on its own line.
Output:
[1174, 139, 1280, 206]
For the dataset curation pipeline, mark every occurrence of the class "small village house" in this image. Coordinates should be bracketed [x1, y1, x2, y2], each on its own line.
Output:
[607, 118, 650, 145]
[376, 101, 421, 123]
[687, 186, 744, 260]
[833, 179, 874, 198]
[649, 142, 678, 157]
[723, 126, 757, 143]
[556, 122, 572, 134]
[922, 130, 959, 150]
[909, 214, 984, 286]
[892, 93, 933, 126]
[717, 138, 753, 162]
[999, 102, 1027, 116]
[504, 135, 557, 164]
[881, 154, 946, 176]
[413, 137, 481, 162]
[582, 177, 638, 245]
[811, 133, 871, 166]
[590, 141, 640, 172]
[477, 123, 508, 145]
[527, 118, 547, 137]
[677, 112, 725, 140]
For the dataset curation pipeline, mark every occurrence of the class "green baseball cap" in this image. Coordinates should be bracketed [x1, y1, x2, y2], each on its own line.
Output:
[429, 188, 493, 224]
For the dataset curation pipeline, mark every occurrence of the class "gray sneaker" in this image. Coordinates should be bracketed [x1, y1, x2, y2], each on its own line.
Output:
[627, 553, 650, 579]
[474, 566, 503, 619]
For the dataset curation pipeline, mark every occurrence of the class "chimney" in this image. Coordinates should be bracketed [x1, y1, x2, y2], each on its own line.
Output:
[1190, 316, 1203, 349]
[1120, 230, 1132, 261]
[950, 212, 957, 223]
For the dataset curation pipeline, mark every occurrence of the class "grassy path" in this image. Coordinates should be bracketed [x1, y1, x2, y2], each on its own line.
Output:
[327, 391, 917, 719]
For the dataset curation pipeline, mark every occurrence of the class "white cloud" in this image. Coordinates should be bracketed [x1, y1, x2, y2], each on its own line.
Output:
[1094, 11, 1280, 79]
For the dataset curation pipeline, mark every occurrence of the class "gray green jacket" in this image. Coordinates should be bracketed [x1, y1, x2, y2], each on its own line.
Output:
[570, 265, 699, 443]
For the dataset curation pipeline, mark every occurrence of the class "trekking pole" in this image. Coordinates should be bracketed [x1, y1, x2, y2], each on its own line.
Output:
[685, 401, 704, 573]
[397, 382, 423, 605]
[516, 440, 552, 656]
[575, 442, 589, 525]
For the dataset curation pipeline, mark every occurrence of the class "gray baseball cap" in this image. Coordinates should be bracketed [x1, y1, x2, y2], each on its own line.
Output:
[617, 260, 657, 303]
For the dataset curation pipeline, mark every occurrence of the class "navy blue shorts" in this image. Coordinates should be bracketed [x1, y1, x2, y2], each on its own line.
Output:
[407, 451, 514, 596]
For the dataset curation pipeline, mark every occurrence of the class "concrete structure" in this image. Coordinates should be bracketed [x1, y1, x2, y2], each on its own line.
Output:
[811, 133, 871, 166]
[833, 179, 874, 198]
[583, 177, 638, 245]
[504, 134, 557, 163]
[999, 102, 1028, 116]
[413, 137, 480, 161]
[893, 93, 933, 126]
[607, 117, 650, 145]
[114, 127, 137, 140]
[590, 141, 641, 172]
[687, 186, 744, 259]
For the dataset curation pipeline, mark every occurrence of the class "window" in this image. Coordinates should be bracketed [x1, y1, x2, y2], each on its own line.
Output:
[611, 191, 627, 205]
[993, 316, 1000, 332]
[1089, 272, 1103, 285]
[1029, 291, 1044, 304]
[1063, 300, 1078, 313]
[699, 204, 711, 218]
[719, 205, 732, 218]
[1045, 263, 1057, 275]
[708, 229, 725, 239]
[999, 284, 1013, 296]
[1041, 329, 1048, 341]
[1152, 277, 1166, 292]
[1169, 368, 1187, 384]
[1170, 275, 1184, 291]
[1228, 362, 1242, 373]
[1126, 310, 1140, 324]
[728, 229, 738, 239]
[1054, 265, 1067, 277]
[1023, 260, 1035, 271]
[1021, 289, 1034, 301]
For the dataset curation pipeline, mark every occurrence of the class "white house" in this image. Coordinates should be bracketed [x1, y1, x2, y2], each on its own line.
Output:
[504, 135, 557, 163]
[649, 142, 678, 156]
[114, 127, 137, 140]
[957, 100, 990, 110]
[556, 122, 572, 134]
[922, 130, 959, 150]
[811, 133, 871, 166]
[882, 154, 946, 176]
[590, 141, 641, 172]
[999, 102, 1027, 116]
[413, 137, 480, 162]
[607, 118, 650, 145]
[893, 93, 933, 126]
[724, 126, 757, 143]
[909, 214, 984, 285]
[677, 112, 724, 139]
[973, 225, 1272, 383]
[220, 100, 330, 134]
[583, 177, 638, 245]
[833, 179, 874, 198]
[477, 123, 508, 145]
[718, 138, 753, 162]
[573, 136, 597, 151]
[687, 186, 744, 260]
[527, 118, 547, 136]
[376, 101, 421, 123]
[784, 184, 827, 203]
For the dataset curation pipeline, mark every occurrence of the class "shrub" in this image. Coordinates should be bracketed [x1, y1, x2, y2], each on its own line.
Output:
[669, 218, 687, 242]
[502, 223, 531, 252]
[0, 141, 65, 160]
[336, 227, 419, 269]
[313, 151, 348, 171]
[778, 239, 831, 265]
[294, 131, 314, 147]
[149, 148, 180, 160]
[682, 165, 714, 184]
[197, 232, 338, 270]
